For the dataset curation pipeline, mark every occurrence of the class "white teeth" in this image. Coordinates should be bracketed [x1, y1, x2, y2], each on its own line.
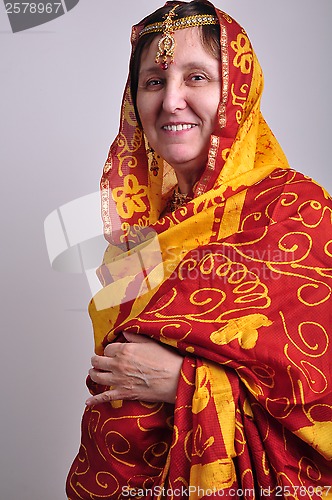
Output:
[163, 124, 196, 131]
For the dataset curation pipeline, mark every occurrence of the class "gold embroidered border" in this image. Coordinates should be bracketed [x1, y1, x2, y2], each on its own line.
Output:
[194, 16, 228, 197]
[101, 178, 111, 236]
[195, 135, 220, 196]
[218, 20, 229, 129]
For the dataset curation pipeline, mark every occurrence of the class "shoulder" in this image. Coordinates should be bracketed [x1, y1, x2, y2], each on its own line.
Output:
[279, 169, 330, 200]
[253, 168, 330, 199]
[242, 168, 332, 229]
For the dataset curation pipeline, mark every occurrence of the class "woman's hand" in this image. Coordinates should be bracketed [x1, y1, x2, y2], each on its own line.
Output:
[85, 332, 183, 406]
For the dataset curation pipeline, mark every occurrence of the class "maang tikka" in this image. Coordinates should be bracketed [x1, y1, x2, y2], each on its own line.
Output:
[139, 5, 219, 70]
[154, 5, 178, 70]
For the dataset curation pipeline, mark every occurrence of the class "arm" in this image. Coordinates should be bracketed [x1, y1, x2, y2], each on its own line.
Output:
[86, 332, 184, 406]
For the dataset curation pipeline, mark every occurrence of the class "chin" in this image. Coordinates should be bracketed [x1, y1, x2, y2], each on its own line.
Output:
[165, 157, 195, 170]
[163, 148, 202, 167]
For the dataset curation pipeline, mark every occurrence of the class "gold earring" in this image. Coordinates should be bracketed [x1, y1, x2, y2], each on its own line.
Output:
[147, 147, 159, 176]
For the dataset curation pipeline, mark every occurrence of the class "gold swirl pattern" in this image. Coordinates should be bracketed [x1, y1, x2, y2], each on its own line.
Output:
[143, 441, 169, 470]
[221, 12, 233, 24]
[231, 83, 249, 124]
[116, 128, 143, 177]
[104, 431, 134, 467]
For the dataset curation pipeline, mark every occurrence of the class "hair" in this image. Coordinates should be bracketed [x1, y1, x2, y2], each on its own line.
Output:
[129, 1, 221, 125]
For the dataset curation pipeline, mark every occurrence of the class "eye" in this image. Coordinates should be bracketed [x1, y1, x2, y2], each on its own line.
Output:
[146, 78, 163, 88]
[187, 73, 208, 85]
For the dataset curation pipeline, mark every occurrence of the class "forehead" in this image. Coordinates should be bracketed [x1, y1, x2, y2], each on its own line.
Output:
[139, 27, 216, 70]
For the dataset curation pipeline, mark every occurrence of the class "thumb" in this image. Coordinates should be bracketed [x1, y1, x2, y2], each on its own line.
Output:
[122, 332, 153, 343]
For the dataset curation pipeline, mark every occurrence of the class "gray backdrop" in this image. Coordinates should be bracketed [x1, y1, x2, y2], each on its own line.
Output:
[1, 1, 331, 499]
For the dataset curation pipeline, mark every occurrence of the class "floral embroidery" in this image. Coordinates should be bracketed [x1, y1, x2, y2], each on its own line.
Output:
[231, 33, 253, 74]
[112, 174, 148, 219]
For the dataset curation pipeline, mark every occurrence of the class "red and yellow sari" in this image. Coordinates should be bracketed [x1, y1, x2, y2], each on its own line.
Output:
[67, 2, 332, 498]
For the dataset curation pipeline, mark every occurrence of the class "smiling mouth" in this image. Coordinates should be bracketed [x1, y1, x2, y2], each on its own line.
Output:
[162, 124, 197, 131]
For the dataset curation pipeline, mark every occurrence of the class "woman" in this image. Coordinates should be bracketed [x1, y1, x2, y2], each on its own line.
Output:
[67, 1, 332, 498]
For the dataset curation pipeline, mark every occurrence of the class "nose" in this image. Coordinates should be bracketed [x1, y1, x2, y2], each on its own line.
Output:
[162, 78, 187, 114]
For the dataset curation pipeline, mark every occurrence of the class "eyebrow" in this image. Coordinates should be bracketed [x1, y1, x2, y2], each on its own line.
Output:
[139, 61, 219, 77]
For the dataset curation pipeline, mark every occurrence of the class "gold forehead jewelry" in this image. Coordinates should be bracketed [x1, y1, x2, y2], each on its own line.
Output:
[139, 7, 219, 70]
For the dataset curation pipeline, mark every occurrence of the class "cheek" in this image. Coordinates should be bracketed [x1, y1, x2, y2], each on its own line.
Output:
[205, 96, 221, 130]
[137, 93, 155, 124]
[136, 93, 147, 124]
[137, 89, 162, 118]
[137, 106, 151, 135]
[206, 84, 221, 111]
[136, 99, 158, 148]
[210, 90, 221, 116]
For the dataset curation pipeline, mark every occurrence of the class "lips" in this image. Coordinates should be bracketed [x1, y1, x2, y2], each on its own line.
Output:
[162, 123, 198, 131]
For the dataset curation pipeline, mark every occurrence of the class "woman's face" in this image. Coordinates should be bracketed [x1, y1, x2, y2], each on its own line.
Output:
[137, 27, 221, 191]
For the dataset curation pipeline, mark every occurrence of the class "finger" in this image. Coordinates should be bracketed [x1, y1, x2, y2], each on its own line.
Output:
[85, 390, 119, 407]
[122, 332, 153, 343]
[90, 354, 103, 367]
[90, 355, 114, 371]
[89, 368, 115, 386]
[103, 342, 126, 357]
